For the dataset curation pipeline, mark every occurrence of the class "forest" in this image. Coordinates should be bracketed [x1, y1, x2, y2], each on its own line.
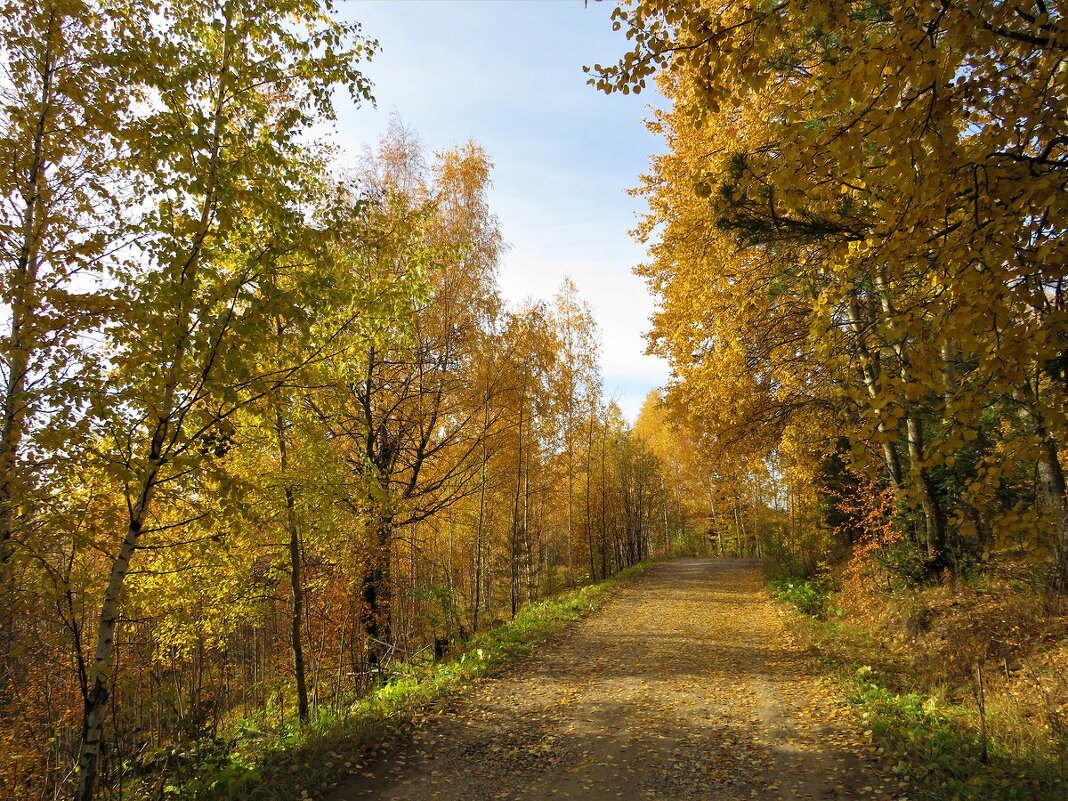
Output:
[588, 2, 1067, 798]
[0, 2, 717, 798]
[1, 1, 1065, 800]
[589, 0, 1068, 588]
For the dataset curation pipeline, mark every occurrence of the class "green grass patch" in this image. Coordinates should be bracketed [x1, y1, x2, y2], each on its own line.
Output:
[149, 561, 653, 800]
[769, 577, 835, 618]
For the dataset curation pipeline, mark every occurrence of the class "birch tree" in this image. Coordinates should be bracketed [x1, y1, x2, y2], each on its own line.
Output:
[73, 2, 375, 796]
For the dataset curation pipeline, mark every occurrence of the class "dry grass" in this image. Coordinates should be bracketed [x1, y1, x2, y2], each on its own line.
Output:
[782, 553, 1068, 800]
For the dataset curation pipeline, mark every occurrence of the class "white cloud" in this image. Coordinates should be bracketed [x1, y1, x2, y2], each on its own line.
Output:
[498, 253, 669, 422]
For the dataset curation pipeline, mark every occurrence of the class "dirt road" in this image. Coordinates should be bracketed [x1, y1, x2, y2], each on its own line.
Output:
[326, 559, 900, 800]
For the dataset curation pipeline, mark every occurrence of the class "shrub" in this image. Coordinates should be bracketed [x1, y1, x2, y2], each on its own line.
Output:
[770, 578, 834, 618]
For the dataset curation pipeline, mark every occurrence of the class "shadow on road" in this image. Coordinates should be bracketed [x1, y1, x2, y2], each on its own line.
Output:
[326, 559, 895, 801]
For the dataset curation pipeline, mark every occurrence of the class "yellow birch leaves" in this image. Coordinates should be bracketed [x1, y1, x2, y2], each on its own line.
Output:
[594, 0, 1068, 573]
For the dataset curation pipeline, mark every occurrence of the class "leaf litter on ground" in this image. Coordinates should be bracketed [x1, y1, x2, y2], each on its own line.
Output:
[325, 559, 900, 801]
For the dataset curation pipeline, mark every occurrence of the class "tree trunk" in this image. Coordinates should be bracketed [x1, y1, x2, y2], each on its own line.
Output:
[661, 473, 670, 555]
[1039, 436, 1068, 589]
[76, 414, 169, 801]
[906, 413, 947, 563]
[362, 510, 394, 669]
[732, 493, 747, 557]
[510, 402, 523, 618]
[73, 42, 229, 785]
[523, 446, 536, 603]
[709, 487, 723, 557]
[585, 413, 596, 580]
[472, 448, 486, 631]
[600, 420, 608, 580]
[846, 300, 904, 487]
[1016, 396, 1068, 588]
[871, 275, 947, 562]
[566, 434, 574, 586]
[275, 405, 308, 723]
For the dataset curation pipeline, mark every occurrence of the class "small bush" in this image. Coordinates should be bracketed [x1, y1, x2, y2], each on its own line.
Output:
[770, 578, 834, 618]
[875, 537, 931, 585]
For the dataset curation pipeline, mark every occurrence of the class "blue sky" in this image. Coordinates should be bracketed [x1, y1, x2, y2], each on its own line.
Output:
[332, 0, 670, 421]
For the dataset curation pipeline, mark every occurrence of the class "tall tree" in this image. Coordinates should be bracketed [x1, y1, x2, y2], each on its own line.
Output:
[314, 126, 503, 667]
[552, 278, 600, 583]
[73, 2, 376, 796]
[0, 0, 132, 579]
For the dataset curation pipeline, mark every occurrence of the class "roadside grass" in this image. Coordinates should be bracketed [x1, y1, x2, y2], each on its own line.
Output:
[147, 561, 654, 800]
[771, 581, 1068, 801]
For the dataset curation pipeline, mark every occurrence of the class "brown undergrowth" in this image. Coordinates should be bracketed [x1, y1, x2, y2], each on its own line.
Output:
[841, 555, 1067, 722]
[778, 552, 1068, 801]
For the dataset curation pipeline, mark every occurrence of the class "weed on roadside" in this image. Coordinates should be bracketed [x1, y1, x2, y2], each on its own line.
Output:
[769, 577, 836, 619]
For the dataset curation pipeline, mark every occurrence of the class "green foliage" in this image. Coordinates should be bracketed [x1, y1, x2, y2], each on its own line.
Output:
[874, 537, 932, 586]
[410, 584, 461, 634]
[769, 577, 835, 619]
[671, 530, 705, 557]
[761, 517, 836, 581]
